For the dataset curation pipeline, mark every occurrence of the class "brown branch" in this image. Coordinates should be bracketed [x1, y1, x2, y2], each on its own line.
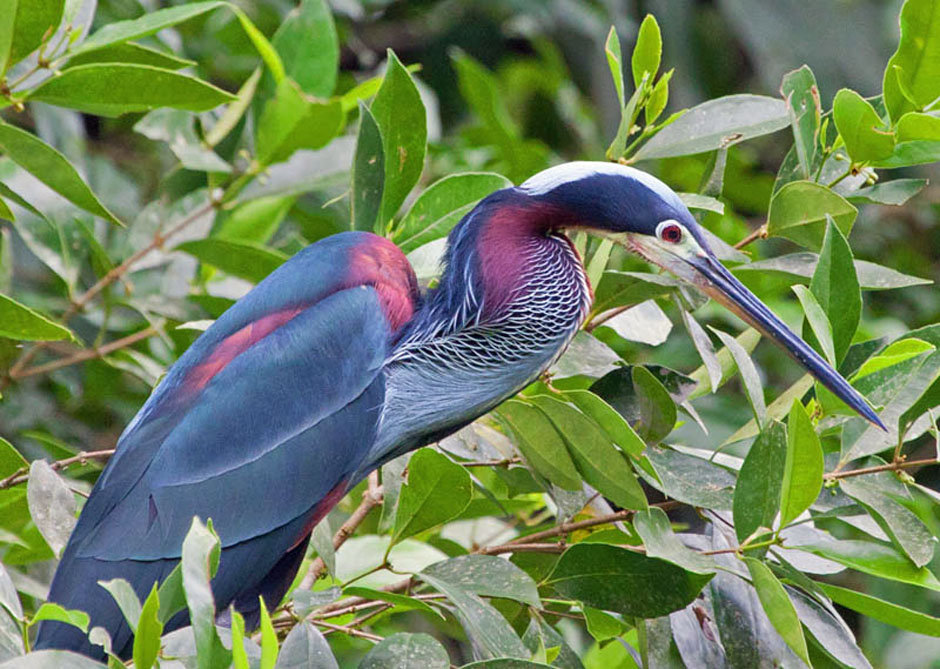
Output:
[9, 326, 159, 380]
[299, 472, 383, 590]
[310, 619, 383, 642]
[585, 304, 634, 332]
[1, 200, 216, 391]
[461, 457, 521, 468]
[476, 542, 566, 556]
[734, 223, 768, 249]
[824, 457, 939, 481]
[0, 449, 114, 491]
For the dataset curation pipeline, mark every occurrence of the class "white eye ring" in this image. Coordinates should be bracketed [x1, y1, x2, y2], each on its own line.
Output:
[656, 220, 684, 244]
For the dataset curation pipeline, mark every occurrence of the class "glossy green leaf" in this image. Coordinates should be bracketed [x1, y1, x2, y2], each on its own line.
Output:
[156, 563, 185, 624]
[710, 328, 767, 427]
[30, 602, 89, 633]
[872, 139, 940, 167]
[882, 0, 940, 123]
[820, 583, 940, 637]
[274, 621, 337, 668]
[734, 252, 931, 290]
[547, 543, 712, 618]
[688, 327, 761, 400]
[550, 331, 621, 380]
[0, 122, 120, 225]
[0, 0, 12, 76]
[631, 15, 661, 88]
[832, 89, 896, 162]
[733, 421, 786, 543]
[645, 445, 736, 509]
[563, 389, 645, 458]
[0, 293, 71, 342]
[792, 284, 836, 365]
[634, 507, 715, 574]
[530, 395, 648, 510]
[360, 633, 448, 669]
[231, 609, 249, 669]
[98, 579, 141, 631]
[255, 78, 343, 165]
[64, 42, 195, 71]
[794, 535, 940, 590]
[132, 585, 162, 669]
[371, 50, 427, 225]
[853, 338, 934, 380]
[779, 400, 823, 527]
[630, 365, 676, 444]
[28, 64, 236, 117]
[897, 111, 940, 140]
[744, 558, 810, 665]
[840, 476, 935, 567]
[497, 400, 582, 490]
[216, 195, 294, 244]
[343, 587, 440, 618]
[634, 95, 788, 160]
[392, 448, 472, 543]
[181, 518, 230, 669]
[812, 216, 861, 365]
[780, 65, 820, 178]
[604, 26, 625, 107]
[259, 596, 278, 669]
[75, 2, 227, 54]
[176, 238, 287, 284]
[205, 66, 261, 148]
[351, 102, 385, 233]
[645, 68, 673, 125]
[271, 0, 337, 98]
[602, 300, 672, 346]
[592, 270, 678, 315]
[766, 180, 857, 250]
[421, 572, 528, 659]
[422, 554, 541, 608]
[395, 172, 511, 252]
[3, 0, 63, 71]
[26, 460, 75, 557]
[847, 177, 928, 205]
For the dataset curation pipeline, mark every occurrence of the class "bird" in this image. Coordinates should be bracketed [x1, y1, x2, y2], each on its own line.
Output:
[35, 161, 884, 658]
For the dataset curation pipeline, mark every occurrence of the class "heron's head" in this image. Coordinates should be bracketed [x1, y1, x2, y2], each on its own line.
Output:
[520, 161, 884, 429]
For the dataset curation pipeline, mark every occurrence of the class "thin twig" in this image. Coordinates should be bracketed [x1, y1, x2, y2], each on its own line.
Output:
[734, 224, 768, 249]
[461, 457, 522, 468]
[477, 542, 566, 556]
[824, 457, 939, 481]
[9, 326, 159, 380]
[0, 449, 115, 491]
[310, 620, 383, 642]
[299, 472, 383, 590]
[586, 304, 635, 332]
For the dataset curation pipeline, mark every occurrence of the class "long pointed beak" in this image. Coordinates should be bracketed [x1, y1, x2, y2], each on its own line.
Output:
[684, 253, 885, 430]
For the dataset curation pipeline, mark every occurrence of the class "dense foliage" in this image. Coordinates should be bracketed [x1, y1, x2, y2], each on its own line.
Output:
[1, 1, 939, 667]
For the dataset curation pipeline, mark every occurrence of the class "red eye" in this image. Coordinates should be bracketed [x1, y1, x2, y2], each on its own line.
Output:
[659, 223, 683, 243]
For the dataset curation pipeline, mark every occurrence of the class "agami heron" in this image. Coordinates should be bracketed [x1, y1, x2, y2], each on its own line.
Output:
[36, 161, 883, 658]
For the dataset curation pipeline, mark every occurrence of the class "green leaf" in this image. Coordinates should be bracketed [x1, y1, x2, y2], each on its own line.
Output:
[809, 216, 860, 365]
[634, 95, 789, 160]
[156, 563, 185, 624]
[205, 66, 261, 148]
[3, 0, 63, 71]
[634, 507, 715, 574]
[0, 0, 13, 75]
[421, 554, 541, 608]
[734, 252, 932, 290]
[854, 338, 935, 380]
[792, 284, 836, 365]
[631, 365, 676, 445]
[766, 180, 857, 251]
[733, 421, 786, 543]
[819, 582, 940, 637]
[679, 308, 721, 393]
[181, 518, 230, 669]
[132, 585, 162, 669]
[360, 633, 448, 669]
[420, 572, 528, 660]
[872, 139, 940, 167]
[645, 68, 673, 125]
[395, 172, 512, 253]
[563, 389, 645, 458]
[75, 2, 227, 54]
[645, 445, 736, 510]
[710, 328, 767, 427]
[832, 89, 896, 162]
[270, 0, 338, 98]
[64, 42, 196, 71]
[98, 579, 142, 631]
[343, 587, 440, 618]
[255, 77, 343, 165]
[602, 299, 672, 346]
[779, 400, 823, 527]
[743, 558, 810, 665]
[840, 476, 935, 567]
[231, 609, 250, 669]
[794, 535, 940, 591]
[371, 50, 427, 225]
[259, 597, 278, 669]
[631, 15, 661, 88]
[604, 26, 625, 107]
[134, 108, 231, 173]
[0, 121, 121, 225]
[28, 64, 236, 117]
[688, 327, 761, 400]
[392, 448, 472, 543]
[678, 191, 724, 215]
[592, 270, 678, 315]
[351, 102, 385, 233]
[547, 543, 712, 618]
[530, 395, 648, 510]
[26, 460, 75, 557]
[883, 0, 940, 123]
[780, 65, 821, 178]
[274, 621, 340, 669]
[847, 177, 928, 205]
[0, 293, 71, 342]
[497, 400, 582, 491]
[30, 602, 89, 633]
[897, 111, 940, 140]
[176, 238, 287, 284]
[0, 562, 22, 620]
[216, 195, 294, 244]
